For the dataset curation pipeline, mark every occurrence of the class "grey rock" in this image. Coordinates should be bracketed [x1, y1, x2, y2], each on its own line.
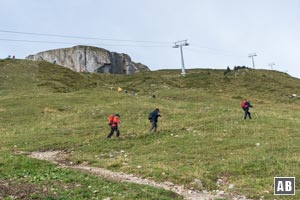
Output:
[228, 183, 235, 189]
[192, 178, 203, 190]
[26, 45, 150, 74]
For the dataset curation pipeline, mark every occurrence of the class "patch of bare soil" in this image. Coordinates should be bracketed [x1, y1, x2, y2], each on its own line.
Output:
[0, 179, 53, 200]
[28, 151, 250, 200]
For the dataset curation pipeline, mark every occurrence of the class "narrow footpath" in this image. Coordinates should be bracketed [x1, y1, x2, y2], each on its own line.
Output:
[28, 151, 249, 200]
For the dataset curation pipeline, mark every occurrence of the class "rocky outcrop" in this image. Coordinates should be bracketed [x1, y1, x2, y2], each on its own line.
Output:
[26, 45, 150, 74]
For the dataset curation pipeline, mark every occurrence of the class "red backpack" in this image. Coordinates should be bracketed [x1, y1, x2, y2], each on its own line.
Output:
[241, 100, 246, 108]
[107, 114, 114, 126]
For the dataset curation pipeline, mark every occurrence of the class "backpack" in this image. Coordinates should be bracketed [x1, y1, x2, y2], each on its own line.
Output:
[107, 114, 114, 126]
[148, 112, 153, 120]
[241, 100, 246, 108]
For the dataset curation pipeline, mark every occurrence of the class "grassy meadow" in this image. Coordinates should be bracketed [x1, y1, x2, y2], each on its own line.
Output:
[1, 59, 300, 199]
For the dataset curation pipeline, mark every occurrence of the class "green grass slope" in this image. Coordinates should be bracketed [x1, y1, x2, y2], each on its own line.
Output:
[1, 59, 300, 199]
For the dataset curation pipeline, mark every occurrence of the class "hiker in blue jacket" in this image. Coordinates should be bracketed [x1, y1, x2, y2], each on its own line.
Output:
[148, 108, 161, 132]
[243, 100, 253, 120]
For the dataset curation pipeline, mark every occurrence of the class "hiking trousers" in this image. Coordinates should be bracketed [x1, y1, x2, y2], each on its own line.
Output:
[107, 126, 120, 138]
[149, 121, 158, 132]
[243, 108, 251, 120]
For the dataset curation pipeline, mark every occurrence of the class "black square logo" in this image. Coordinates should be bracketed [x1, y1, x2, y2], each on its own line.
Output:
[274, 177, 295, 195]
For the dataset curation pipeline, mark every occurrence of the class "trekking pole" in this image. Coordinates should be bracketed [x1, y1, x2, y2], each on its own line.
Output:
[251, 107, 258, 119]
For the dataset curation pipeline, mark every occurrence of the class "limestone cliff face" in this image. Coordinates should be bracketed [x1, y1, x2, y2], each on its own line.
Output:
[26, 45, 150, 74]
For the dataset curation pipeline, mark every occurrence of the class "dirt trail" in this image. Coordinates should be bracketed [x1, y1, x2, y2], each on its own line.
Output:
[28, 151, 248, 200]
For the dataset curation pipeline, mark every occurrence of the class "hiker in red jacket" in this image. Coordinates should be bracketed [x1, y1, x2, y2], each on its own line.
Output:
[107, 114, 121, 138]
[241, 99, 253, 120]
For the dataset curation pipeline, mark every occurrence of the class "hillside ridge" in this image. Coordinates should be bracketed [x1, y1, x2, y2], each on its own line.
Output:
[1, 59, 300, 99]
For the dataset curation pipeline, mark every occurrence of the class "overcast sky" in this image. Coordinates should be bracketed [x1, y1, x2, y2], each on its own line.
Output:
[1, 0, 300, 78]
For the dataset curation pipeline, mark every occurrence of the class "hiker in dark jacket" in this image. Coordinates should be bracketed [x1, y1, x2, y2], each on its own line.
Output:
[243, 100, 253, 120]
[149, 108, 161, 132]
